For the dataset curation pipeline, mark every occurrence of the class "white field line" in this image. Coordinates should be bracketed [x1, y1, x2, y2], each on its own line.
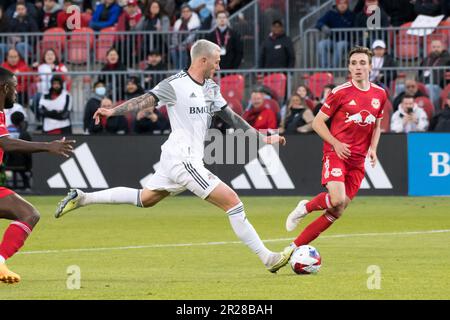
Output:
[18, 229, 450, 255]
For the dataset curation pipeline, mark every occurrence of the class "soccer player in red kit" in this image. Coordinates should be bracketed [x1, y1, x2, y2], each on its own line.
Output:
[272, 46, 387, 272]
[0, 67, 74, 283]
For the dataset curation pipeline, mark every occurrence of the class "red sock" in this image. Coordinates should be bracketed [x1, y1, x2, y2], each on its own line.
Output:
[305, 192, 332, 213]
[293, 212, 336, 247]
[0, 221, 33, 261]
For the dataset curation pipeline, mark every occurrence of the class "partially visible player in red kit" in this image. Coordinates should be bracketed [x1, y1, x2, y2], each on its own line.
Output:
[0, 67, 75, 284]
[271, 46, 387, 271]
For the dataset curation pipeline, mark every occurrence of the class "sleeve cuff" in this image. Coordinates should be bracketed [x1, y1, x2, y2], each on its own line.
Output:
[148, 91, 160, 105]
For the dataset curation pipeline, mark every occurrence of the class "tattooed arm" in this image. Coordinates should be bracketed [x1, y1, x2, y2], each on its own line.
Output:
[215, 106, 286, 145]
[93, 93, 156, 124]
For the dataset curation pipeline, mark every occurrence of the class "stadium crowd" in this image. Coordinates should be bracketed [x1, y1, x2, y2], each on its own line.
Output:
[0, 0, 450, 139]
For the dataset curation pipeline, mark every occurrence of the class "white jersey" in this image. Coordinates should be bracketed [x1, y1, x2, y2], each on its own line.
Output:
[150, 70, 227, 160]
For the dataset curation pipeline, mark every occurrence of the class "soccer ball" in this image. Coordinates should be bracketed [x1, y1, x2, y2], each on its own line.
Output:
[289, 245, 321, 275]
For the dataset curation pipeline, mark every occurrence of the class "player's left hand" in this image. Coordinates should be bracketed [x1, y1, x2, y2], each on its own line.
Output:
[48, 137, 76, 158]
[368, 149, 377, 168]
[263, 135, 286, 146]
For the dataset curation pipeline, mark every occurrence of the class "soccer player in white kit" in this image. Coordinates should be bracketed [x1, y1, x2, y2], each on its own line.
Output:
[55, 40, 290, 272]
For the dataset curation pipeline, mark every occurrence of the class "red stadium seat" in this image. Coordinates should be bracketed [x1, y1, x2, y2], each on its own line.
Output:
[395, 22, 420, 60]
[226, 97, 243, 115]
[220, 74, 245, 102]
[263, 98, 280, 115]
[304, 72, 334, 99]
[158, 105, 169, 119]
[40, 27, 66, 61]
[68, 27, 94, 64]
[80, 13, 92, 27]
[416, 82, 430, 96]
[440, 84, 450, 109]
[96, 26, 117, 62]
[263, 73, 286, 102]
[305, 98, 316, 111]
[380, 99, 393, 132]
[415, 96, 435, 121]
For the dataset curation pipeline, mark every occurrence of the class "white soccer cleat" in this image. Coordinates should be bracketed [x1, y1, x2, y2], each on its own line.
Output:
[266, 246, 295, 273]
[55, 189, 84, 218]
[285, 200, 309, 232]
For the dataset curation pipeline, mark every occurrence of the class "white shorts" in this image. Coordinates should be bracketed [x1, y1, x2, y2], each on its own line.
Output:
[145, 153, 222, 199]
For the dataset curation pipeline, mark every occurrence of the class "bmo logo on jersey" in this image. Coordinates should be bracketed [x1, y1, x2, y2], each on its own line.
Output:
[345, 110, 376, 126]
[189, 106, 210, 114]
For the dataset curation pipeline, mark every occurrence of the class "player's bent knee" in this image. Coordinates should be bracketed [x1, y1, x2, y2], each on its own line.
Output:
[18, 207, 40, 227]
[330, 196, 345, 209]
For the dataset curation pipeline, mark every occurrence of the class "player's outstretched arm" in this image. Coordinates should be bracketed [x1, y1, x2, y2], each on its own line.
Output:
[0, 136, 75, 158]
[215, 106, 286, 145]
[93, 93, 156, 124]
[312, 111, 351, 160]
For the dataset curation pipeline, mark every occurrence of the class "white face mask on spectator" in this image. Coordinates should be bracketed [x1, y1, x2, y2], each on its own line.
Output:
[95, 87, 106, 96]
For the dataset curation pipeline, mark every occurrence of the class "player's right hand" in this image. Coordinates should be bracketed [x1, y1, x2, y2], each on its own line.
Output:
[48, 137, 76, 158]
[93, 108, 113, 125]
[333, 140, 351, 160]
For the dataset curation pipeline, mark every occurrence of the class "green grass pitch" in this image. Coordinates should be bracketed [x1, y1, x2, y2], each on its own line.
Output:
[0, 196, 449, 300]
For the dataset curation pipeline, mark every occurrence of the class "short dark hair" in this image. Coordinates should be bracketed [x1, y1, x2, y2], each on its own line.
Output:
[272, 20, 283, 26]
[348, 46, 373, 65]
[11, 111, 25, 126]
[93, 80, 105, 88]
[402, 93, 415, 101]
[215, 10, 229, 18]
[0, 67, 14, 85]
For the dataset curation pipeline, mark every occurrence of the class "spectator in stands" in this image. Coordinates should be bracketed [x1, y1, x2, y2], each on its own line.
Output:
[144, 50, 167, 89]
[125, 76, 145, 100]
[0, 6, 12, 64]
[39, 75, 73, 134]
[118, 0, 143, 31]
[188, 0, 214, 30]
[429, 91, 450, 131]
[57, 0, 76, 31]
[370, 39, 397, 90]
[205, 10, 243, 70]
[391, 94, 429, 133]
[89, 0, 122, 31]
[353, 0, 416, 27]
[6, 0, 40, 21]
[227, 0, 249, 15]
[1, 49, 32, 107]
[134, 104, 169, 134]
[5, 102, 27, 129]
[259, 20, 295, 69]
[35, 48, 69, 96]
[40, 0, 61, 30]
[419, 39, 450, 108]
[354, 0, 390, 47]
[9, 2, 40, 60]
[83, 81, 108, 134]
[99, 47, 128, 101]
[414, 0, 443, 16]
[279, 94, 314, 134]
[170, 4, 200, 69]
[316, 0, 355, 68]
[4, 111, 32, 190]
[313, 84, 335, 115]
[136, 1, 170, 56]
[393, 78, 427, 111]
[243, 91, 277, 131]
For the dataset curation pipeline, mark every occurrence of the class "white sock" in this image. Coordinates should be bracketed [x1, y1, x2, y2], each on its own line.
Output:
[227, 202, 272, 265]
[0, 255, 5, 264]
[80, 187, 143, 207]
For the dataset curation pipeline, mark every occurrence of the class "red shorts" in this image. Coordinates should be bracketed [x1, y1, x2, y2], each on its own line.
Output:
[321, 153, 365, 200]
[0, 187, 15, 199]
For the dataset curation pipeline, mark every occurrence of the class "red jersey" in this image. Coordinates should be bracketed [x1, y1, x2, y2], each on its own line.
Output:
[320, 80, 387, 165]
[0, 111, 10, 165]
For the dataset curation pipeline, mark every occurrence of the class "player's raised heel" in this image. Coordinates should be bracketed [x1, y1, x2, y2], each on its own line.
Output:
[0, 263, 21, 284]
[267, 246, 295, 273]
[286, 200, 309, 232]
[55, 189, 83, 218]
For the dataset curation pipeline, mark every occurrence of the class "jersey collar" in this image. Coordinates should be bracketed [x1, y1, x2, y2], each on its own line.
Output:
[185, 69, 205, 86]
